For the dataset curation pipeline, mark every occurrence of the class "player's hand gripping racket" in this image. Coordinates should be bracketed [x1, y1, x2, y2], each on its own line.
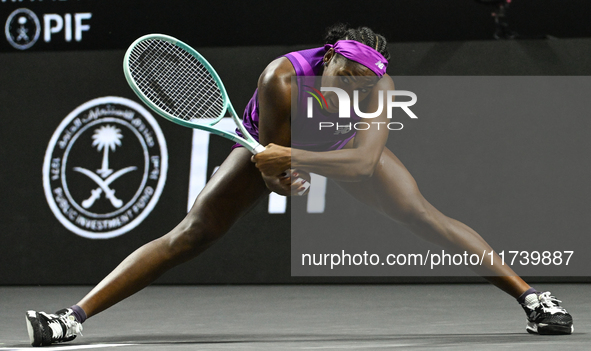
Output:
[123, 34, 309, 195]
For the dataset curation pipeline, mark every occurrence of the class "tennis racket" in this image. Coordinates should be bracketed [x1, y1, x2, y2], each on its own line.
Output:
[123, 34, 309, 195]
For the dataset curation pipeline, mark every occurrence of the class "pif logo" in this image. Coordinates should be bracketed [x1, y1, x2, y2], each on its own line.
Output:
[43, 97, 168, 239]
[4, 8, 40, 50]
[4, 7, 91, 50]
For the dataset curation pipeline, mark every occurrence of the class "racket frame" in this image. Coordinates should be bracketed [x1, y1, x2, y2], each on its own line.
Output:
[123, 33, 265, 154]
[124, 34, 309, 195]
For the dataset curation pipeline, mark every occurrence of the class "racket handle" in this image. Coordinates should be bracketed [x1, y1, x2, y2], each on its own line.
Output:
[252, 144, 309, 195]
[252, 144, 266, 154]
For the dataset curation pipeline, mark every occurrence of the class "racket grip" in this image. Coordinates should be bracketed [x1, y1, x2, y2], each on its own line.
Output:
[252, 144, 266, 154]
[252, 145, 309, 195]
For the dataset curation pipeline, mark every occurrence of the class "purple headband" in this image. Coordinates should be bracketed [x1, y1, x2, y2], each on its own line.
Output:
[324, 40, 388, 77]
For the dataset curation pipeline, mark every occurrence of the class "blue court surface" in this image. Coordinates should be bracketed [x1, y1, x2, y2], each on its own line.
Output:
[1, 284, 589, 350]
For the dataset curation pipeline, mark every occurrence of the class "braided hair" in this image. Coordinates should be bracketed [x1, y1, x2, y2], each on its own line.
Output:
[324, 23, 390, 61]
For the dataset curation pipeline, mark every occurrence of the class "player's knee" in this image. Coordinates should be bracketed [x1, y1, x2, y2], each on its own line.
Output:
[398, 203, 433, 229]
[165, 217, 225, 259]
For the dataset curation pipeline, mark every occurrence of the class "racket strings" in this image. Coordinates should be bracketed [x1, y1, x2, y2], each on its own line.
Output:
[128, 39, 225, 121]
[144, 41, 222, 119]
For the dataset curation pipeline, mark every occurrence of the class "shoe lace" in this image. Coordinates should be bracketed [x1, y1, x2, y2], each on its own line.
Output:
[47, 318, 65, 340]
[47, 310, 83, 340]
[538, 292, 566, 315]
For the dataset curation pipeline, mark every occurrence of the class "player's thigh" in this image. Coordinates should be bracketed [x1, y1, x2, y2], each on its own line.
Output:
[335, 147, 431, 224]
[184, 147, 270, 234]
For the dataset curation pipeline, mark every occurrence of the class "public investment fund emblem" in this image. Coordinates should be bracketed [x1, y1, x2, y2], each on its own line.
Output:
[5, 8, 41, 50]
[43, 97, 168, 239]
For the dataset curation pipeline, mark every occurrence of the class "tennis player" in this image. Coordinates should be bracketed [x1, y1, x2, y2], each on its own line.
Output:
[25, 24, 573, 346]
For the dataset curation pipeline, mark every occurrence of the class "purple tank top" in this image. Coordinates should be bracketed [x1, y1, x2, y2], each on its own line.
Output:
[233, 47, 359, 151]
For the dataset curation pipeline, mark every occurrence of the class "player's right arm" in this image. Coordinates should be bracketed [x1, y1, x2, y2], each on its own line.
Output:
[254, 57, 299, 196]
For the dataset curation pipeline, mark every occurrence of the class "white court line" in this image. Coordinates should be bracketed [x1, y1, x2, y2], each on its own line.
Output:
[300, 344, 417, 349]
[0, 344, 135, 351]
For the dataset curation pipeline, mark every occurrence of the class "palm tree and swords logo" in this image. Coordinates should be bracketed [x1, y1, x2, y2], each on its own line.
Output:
[44, 97, 168, 239]
[73, 125, 137, 209]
